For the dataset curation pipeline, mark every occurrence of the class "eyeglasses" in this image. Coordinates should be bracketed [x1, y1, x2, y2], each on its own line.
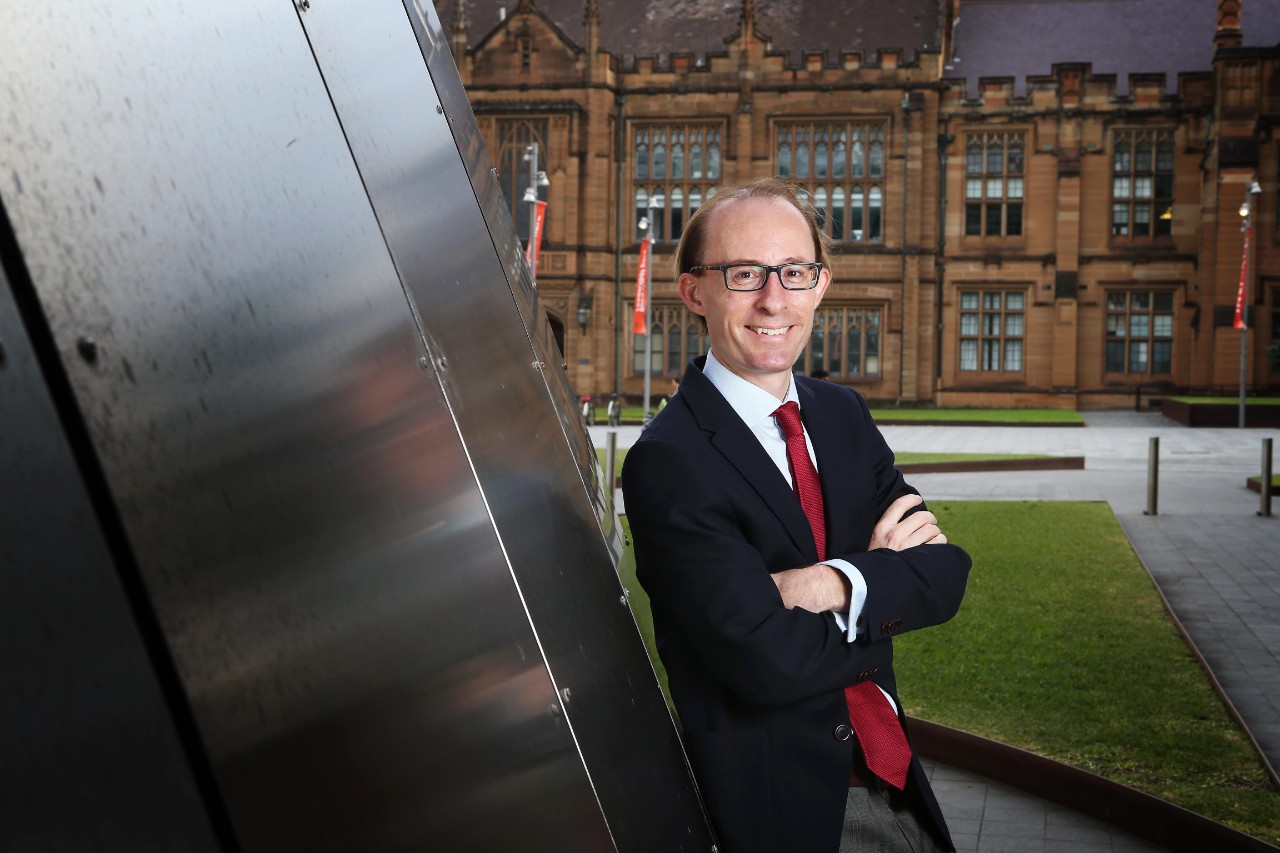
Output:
[688, 262, 823, 291]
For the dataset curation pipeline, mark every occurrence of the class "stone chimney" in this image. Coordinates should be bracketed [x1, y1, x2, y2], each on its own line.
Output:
[450, 0, 469, 61]
[1215, 0, 1242, 50]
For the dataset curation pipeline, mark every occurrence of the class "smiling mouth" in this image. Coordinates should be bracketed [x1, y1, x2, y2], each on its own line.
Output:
[749, 325, 790, 336]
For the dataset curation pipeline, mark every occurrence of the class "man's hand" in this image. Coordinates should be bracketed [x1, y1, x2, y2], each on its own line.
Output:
[771, 564, 851, 613]
[870, 494, 947, 550]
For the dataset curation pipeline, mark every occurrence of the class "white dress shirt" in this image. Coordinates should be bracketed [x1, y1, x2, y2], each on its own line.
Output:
[700, 350, 869, 641]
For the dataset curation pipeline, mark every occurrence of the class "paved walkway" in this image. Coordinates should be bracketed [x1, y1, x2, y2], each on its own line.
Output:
[593, 411, 1280, 851]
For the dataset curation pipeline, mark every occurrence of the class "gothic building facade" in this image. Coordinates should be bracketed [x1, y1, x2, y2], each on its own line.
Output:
[436, 0, 1280, 409]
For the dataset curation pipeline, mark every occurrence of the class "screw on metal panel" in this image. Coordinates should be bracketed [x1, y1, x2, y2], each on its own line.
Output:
[560, 687, 571, 704]
[549, 703, 561, 717]
[620, 588, 630, 606]
[76, 337, 98, 364]
[436, 356, 448, 370]
[418, 355, 430, 370]
[296, 0, 309, 9]
[490, 167, 499, 180]
[436, 105, 444, 114]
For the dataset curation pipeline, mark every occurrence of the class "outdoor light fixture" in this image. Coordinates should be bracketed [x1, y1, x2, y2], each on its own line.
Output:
[577, 291, 592, 334]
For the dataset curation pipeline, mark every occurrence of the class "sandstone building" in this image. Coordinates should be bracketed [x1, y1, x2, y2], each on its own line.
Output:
[435, 0, 1280, 409]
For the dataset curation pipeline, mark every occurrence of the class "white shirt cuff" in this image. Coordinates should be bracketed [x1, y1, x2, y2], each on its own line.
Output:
[821, 558, 866, 642]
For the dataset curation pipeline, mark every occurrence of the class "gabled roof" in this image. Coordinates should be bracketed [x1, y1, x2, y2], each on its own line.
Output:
[434, 0, 944, 66]
[950, 0, 1280, 98]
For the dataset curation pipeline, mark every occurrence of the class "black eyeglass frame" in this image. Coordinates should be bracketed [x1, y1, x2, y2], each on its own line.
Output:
[687, 262, 824, 291]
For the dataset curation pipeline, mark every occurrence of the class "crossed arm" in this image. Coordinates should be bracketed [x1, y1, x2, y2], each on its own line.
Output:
[771, 493, 949, 614]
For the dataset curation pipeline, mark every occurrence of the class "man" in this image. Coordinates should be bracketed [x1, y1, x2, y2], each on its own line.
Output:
[621, 179, 971, 852]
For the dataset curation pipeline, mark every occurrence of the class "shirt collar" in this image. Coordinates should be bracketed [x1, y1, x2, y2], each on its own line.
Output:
[703, 349, 799, 427]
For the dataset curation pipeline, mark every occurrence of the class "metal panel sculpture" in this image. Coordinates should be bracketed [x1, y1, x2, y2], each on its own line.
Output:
[0, 2, 712, 850]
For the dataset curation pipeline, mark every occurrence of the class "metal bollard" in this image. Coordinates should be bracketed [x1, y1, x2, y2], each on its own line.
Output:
[1261, 437, 1273, 518]
[605, 429, 618, 515]
[1145, 436, 1159, 516]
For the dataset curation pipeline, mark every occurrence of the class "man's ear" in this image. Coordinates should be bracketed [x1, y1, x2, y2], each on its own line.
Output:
[813, 266, 832, 307]
[678, 272, 708, 318]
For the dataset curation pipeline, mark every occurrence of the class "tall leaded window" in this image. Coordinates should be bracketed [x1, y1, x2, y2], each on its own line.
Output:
[1105, 290, 1174, 374]
[632, 304, 706, 375]
[1111, 129, 1174, 238]
[495, 118, 549, 243]
[633, 124, 722, 242]
[958, 290, 1024, 372]
[777, 121, 884, 242]
[794, 306, 882, 379]
[964, 133, 1025, 238]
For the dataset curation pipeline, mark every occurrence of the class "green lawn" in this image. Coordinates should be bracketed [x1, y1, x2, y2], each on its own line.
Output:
[1167, 396, 1280, 406]
[598, 449, 1051, 480]
[618, 503, 1280, 846]
[870, 407, 1085, 424]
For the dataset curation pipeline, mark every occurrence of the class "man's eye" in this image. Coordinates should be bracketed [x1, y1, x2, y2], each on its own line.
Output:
[731, 268, 759, 281]
[782, 266, 804, 278]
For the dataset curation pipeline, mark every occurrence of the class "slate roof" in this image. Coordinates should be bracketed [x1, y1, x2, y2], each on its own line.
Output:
[949, 0, 1280, 98]
[434, 0, 944, 65]
[437, 0, 1280, 90]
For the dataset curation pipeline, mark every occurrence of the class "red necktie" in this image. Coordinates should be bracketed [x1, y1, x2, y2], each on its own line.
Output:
[772, 401, 913, 790]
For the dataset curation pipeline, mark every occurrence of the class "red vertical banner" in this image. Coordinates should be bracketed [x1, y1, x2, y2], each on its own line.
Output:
[1234, 223, 1250, 330]
[633, 237, 650, 335]
[525, 200, 547, 276]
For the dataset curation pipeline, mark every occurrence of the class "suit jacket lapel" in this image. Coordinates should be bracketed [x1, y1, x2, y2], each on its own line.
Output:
[679, 359, 819, 561]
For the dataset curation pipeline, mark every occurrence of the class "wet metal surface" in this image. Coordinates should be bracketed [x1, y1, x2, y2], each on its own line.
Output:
[1, 2, 708, 850]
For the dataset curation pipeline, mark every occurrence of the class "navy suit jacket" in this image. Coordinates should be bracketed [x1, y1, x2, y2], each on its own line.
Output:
[621, 357, 971, 852]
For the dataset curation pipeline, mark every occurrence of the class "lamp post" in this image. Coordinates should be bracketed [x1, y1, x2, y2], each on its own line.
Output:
[1238, 178, 1262, 429]
[522, 142, 549, 281]
[637, 214, 654, 423]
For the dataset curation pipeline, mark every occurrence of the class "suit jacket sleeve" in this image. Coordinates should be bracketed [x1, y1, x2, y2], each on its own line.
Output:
[623, 385, 970, 709]
[816, 387, 972, 647]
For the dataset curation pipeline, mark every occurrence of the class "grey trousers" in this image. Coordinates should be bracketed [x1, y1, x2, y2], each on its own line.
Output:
[839, 785, 943, 853]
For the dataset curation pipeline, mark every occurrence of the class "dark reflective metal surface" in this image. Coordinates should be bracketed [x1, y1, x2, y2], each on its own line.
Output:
[1, 1, 709, 850]
[0, 264, 220, 851]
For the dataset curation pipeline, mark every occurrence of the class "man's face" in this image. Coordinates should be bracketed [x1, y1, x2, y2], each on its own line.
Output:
[678, 196, 830, 399]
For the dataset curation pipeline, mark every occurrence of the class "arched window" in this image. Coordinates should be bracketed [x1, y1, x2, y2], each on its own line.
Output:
[635, 129, 649, 180]
[831, 187, 846, 240]
[869, 129, 884, 178]
[814, 187, 828, 232]
[650, 190, 666, 241]
[495, 118, 548, 243]
[868, 186, 883, 241]
[850, 186, 865, 241]
[671, 131, 685, 179]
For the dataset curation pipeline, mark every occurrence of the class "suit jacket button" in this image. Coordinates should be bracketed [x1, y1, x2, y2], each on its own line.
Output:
[833, 724, 852, 742]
